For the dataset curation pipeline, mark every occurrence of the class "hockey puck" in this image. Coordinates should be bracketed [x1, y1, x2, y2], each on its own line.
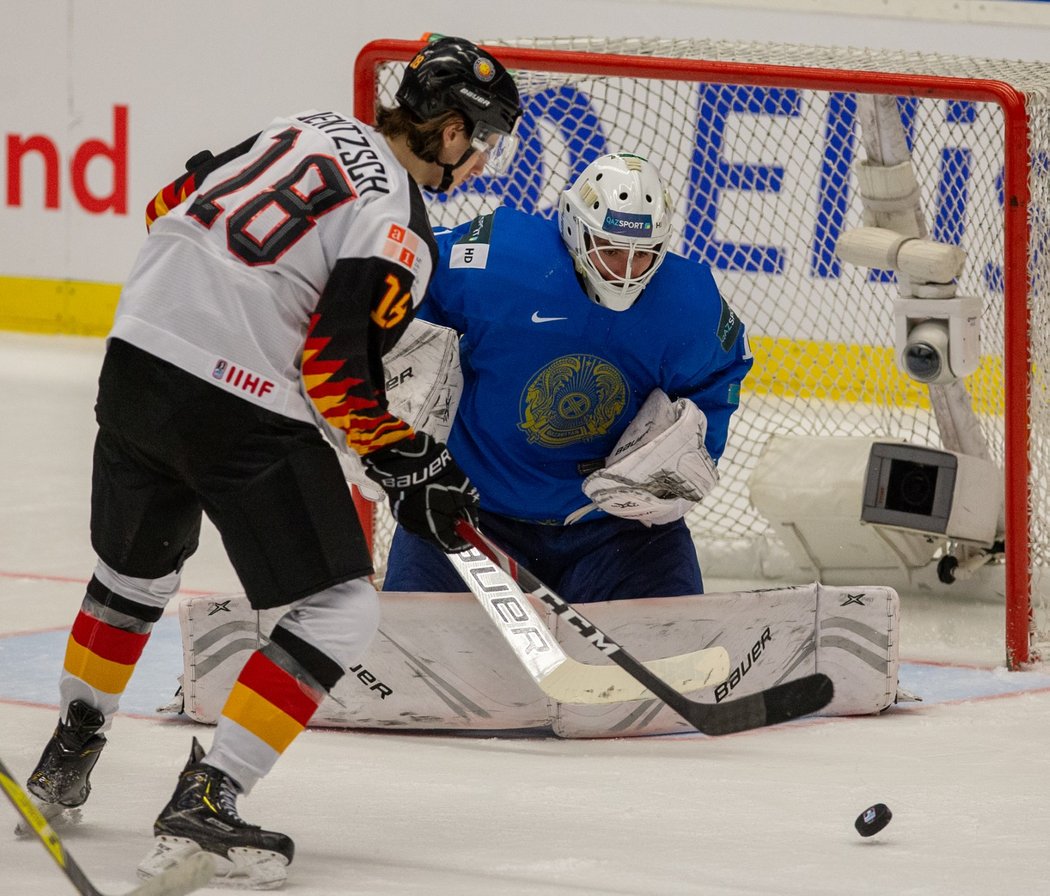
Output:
[854, 803, 892, 837]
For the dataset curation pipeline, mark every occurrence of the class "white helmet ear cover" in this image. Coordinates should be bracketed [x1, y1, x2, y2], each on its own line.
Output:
[558, 153, 673, 311]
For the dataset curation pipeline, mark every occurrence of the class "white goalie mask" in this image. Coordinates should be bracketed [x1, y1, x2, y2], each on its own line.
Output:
[559, 153, 672, 311]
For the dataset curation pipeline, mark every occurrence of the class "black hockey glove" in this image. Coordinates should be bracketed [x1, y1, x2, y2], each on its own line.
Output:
[363, 432, 479, 552]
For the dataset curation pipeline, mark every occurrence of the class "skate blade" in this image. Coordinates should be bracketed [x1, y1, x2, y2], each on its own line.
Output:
[139, 836, 288, 890]
[13, 799, 82, 838]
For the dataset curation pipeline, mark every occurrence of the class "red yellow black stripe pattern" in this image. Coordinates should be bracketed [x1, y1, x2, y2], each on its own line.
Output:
[143, 132, 260, 231]
[62, 609, 151, 695]
[302, 311, 414, 455]
[144, 169, 201, 231]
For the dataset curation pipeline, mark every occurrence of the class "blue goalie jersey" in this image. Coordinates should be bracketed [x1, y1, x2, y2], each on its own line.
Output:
[417, 207, 753, 523]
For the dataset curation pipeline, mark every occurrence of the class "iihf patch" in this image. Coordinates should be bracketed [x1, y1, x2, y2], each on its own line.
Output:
[209, 358, 277, 404]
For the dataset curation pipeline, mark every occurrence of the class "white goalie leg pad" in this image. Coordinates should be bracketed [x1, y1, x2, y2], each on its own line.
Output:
[178, 590, 553, 731]
[177, 583, 900, 738]
[177, 595, 271, 726]
[176, 580, 381, 734]
[569, 388, 717, 525]
[551, 582, 900, 737]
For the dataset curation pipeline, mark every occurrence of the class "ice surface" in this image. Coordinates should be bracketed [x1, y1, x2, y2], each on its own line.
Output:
[3, 333, 1048, 895]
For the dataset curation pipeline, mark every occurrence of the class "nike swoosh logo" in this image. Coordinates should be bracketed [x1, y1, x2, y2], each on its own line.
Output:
[531, 312, 568, 323]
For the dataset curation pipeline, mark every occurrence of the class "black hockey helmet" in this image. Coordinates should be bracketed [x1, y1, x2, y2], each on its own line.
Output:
[396, 36, 522, 146]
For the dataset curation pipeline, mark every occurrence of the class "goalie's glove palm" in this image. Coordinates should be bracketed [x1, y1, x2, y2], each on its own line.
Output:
[364, 432, 479, 552]
[566, 389, 718, 527]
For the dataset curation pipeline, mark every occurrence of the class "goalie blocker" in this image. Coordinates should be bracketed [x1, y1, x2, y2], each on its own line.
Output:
[174, 582, 901, 738]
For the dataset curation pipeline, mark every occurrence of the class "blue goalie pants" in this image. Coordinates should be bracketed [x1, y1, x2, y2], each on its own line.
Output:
[382, 510, 703, 602]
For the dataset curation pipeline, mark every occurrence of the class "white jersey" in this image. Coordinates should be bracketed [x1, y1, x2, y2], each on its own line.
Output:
[112, 110, 436, 455]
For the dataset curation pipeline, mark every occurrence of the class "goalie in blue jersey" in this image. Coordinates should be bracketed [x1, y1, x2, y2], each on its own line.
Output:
[382, 152, 754, 602]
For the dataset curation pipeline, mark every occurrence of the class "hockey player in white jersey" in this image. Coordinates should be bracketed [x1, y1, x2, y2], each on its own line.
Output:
[23, 36, 521, 889]
[384, 153, 753, 602]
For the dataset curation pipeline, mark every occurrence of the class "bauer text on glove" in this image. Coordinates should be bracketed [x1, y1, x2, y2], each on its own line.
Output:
[363, 432, 479, 551]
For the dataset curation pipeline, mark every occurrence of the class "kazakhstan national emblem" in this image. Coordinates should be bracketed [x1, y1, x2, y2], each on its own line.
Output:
[518, 354, 628, 447]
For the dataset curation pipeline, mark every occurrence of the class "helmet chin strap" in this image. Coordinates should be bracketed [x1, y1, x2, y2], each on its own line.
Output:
[423, 146, 478, 194]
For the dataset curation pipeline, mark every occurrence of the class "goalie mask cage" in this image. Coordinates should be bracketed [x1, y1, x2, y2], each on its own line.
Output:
[353, 37, 1050, 669]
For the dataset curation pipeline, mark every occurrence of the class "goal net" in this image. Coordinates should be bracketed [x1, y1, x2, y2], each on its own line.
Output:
[353, 37, 1050, 668]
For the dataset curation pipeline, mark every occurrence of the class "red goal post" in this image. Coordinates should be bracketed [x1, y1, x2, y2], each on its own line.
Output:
[353, 37, 1044, 668]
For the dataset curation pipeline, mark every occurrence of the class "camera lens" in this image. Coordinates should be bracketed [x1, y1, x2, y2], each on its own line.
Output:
[903, 342, 942, 382]
[886, 460, 937, 515]
[902, 320, 950, 384]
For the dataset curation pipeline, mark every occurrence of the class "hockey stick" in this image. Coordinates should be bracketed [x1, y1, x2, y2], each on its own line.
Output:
[447, 548, 730, 703]
[455, 520, 835, 735]
[0, 757, 214, 896]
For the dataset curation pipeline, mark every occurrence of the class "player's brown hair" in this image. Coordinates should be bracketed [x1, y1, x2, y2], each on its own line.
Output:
[374, 106, 465, 164]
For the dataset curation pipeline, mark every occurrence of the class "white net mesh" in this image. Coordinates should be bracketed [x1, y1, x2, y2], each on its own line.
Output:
[361, 37, 1050, 663]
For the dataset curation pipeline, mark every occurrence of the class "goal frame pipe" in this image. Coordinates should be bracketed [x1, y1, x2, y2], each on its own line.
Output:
[353, 39, 1034, 668]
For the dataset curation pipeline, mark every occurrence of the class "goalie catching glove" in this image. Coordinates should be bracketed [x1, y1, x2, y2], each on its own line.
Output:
[363, 431, 479, 552]
[565, 389, 718, 527]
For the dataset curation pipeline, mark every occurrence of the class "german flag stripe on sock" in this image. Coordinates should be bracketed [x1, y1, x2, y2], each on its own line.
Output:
[70, 611, 151, 664]
[61, 610, 151, 694]
[221, 652, 323, 754]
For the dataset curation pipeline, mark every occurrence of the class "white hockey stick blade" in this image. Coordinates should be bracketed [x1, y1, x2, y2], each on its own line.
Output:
[539, 645, 730, 703]
[447, 548, 729, 703]
[1, 757, 214, 896]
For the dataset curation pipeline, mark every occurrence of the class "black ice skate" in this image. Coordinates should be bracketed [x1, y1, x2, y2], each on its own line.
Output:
[26, 699, 105, 810]
[138, 738, 293, 890]
[17, 699, 107, 837]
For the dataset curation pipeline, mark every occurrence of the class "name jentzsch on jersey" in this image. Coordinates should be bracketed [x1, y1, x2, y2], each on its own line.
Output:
[296, 111, 391, 197]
